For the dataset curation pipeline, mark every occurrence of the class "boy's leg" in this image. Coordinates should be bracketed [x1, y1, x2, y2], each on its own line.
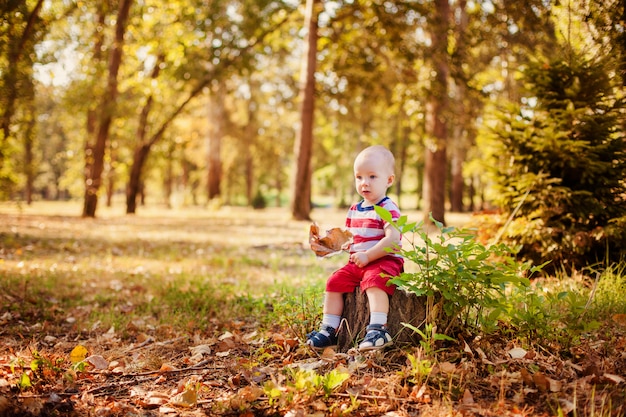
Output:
[307, 262, 363, 351]
[359, 287, 393, 351]
[306, 291, 343, 350]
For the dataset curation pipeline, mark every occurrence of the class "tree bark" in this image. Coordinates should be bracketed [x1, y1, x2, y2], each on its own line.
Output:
[337, 289, 428, 352]
[423, 0, 450, 225]
[290, 0, 319, 221]
[207, 84, 226, 201]
[83, 0, 133, 217]
[126, 144, 150, 214]
[450, 137, 465, 212]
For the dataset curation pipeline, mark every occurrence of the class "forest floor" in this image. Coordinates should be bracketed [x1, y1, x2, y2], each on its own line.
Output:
[0, 201, 624, 416]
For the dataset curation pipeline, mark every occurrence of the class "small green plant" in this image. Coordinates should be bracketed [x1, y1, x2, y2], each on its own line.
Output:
[402, 322, 455, 355]
[11, 351, 67, 391]
[376, 207, 542, 335]
[402, 350, 434, 386]
[263, 368, 350, 407]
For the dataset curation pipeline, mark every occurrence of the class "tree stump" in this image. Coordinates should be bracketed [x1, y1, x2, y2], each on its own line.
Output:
[337, 288, 428, 352]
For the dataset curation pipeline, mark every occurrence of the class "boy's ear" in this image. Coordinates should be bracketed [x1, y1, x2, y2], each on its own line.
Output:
[387, 174, 395, 186]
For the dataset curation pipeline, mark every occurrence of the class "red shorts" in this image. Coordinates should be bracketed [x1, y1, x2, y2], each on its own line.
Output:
[326, 255, 404, 296]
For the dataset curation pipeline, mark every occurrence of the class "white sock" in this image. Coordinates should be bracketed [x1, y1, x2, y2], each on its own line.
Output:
[321, 314, 341, 334]
[369, 312, 388, 328]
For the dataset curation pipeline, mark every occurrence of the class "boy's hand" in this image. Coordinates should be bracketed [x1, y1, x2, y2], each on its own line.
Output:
[350, 252, 369, 267]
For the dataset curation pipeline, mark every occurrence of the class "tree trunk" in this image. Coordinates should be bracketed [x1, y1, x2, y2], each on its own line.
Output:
[164, 142, 174, 209]
[450, 138, 465, 212]
[105, 143, 116, 207]
[24, 116, 35, 205]
[423, 0, 450, 225]
[126, 144, 150, 214]
[337, 289, 428, 352]
[290, 0, 319, 221]
[82, 0, 133, 218]
[394, 121, 410, 208]
[125, 54, 164, 214]
[207, 85, 225, 201]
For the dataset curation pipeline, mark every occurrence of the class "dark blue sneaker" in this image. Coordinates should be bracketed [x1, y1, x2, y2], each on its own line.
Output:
[306, 325, 338, 351]
[358, 324, 392, 351]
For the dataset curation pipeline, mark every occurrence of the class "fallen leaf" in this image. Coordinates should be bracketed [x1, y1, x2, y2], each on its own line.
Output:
[439, 362, 456, 374]
[533, 372, 549, 391]
[508, 347, 527, 359]
[462, 388, 474, 405]
[602, 373, 625, 385]
[169, 387, 197, 408]
[549, 378, 562, 392]
[160, 364, 176, 372]
[520, 368, 533, 385]
[69, 345, 89, 364]
[558, 399, 575, 414]
[462, 340, 473, 355]
[612, 314, 626, 326]
[309, 223, 353, 257]
[409, 384, 426, 400]
[189, 344, 212, 362]
[219, 331, 234, 341]
[86, 355, 108, 370]
[532, 372, 561, 392]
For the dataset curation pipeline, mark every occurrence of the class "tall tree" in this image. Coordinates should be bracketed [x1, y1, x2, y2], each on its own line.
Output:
[122, 0, 294, 213]
[290, 0, 319, 221]
[0, 0, 45, 197]
[488, 52, 626, 271]
[82, 0, 133, 217]
[207, 82, 226, 201]
[125, 54, 164, 214]
[423, 0, 451, 224]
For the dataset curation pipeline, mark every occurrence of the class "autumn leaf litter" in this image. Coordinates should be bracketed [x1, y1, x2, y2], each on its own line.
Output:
[0, 207, 625, 416]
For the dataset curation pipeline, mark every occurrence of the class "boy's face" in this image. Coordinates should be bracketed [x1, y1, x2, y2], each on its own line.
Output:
[353, 151, 394, 206]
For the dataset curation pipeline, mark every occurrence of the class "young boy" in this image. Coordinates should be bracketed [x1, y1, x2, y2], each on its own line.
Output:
[307, 145, 403, 351]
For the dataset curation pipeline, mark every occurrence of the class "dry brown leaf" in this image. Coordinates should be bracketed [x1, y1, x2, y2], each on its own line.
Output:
[169, 387, 197, 408]
[612, 313, 626, 326]
[86, 355, 108, 370]
[320, 347, 337, 360]
[462, 388, 475, 405]
[520, 368, 533, 385]
[532, 372, 550, 391]
[532, 372, 561, 392]
[462, 340, 473, 355]
[549, 378, 562, 392]
[439, 362, 456, 374]
[189, 344, 212, 362]
[508, 347, 527, 359]
[309, 223, 352, 257]
[602, 373, 625, 385]
[159, 363, 176, 372]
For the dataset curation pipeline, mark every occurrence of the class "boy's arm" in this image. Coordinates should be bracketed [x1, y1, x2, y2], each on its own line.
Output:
[350, 224, 401, 267]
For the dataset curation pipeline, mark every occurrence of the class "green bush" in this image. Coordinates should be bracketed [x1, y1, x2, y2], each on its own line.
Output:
[376, 207, 540, 336]
[252, 190, 267, 209]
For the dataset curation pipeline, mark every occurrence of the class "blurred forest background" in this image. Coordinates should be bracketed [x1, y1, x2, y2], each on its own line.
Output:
[2, 0, 626, 270]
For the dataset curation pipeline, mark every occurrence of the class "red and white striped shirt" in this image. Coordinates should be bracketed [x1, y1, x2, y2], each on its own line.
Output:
[345, 197, 402, 255]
